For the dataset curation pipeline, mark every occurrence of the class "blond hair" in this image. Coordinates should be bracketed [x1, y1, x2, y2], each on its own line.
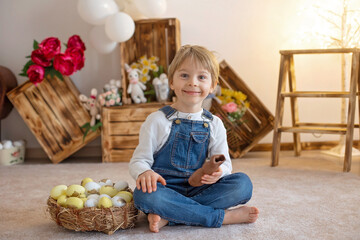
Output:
[167, 45, 219, 87]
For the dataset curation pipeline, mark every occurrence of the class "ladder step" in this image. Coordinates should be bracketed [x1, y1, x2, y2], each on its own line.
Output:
[281, 91, 351, 98]
[279, 126, 347, 135]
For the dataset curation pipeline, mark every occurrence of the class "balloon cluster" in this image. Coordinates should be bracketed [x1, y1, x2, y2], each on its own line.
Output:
[78, 0, 167, 54]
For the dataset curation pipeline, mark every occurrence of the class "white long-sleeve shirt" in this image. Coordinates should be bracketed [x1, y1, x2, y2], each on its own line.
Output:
[129, 109, 233, 180]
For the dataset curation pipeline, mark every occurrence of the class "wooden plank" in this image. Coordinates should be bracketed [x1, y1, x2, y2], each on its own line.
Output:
[10, 93, 62, 159]
[280, 48, 360, 55]
[281, 91, 351, 98]
[344, 52, 359, 172]
[279, 126, 347, 134]
[271, 55, 288, 166]
[108, 149, 135, 162]
[288, 55, 301, 156]
[109, 135, 139, 149]
[108, 122, 143, 135]
[48, 76, 90, 128]
[297, 122, 360, 128]
[23, 86, 72, 146]
[101, 106, 111, 163]
[36, 78, 82, 139]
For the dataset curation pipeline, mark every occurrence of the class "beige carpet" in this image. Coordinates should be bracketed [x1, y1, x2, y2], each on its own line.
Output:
[1, 151, 360, 240]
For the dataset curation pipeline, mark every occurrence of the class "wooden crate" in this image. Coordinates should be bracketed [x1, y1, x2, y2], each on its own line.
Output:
[120, 18, 181, 103]
[210, 60, 274, 158]
[101, 102, 169, 162]
[7, 76, 100, 163]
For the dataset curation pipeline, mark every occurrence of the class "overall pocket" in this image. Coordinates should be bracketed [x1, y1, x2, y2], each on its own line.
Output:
[171, 131, 209, 169]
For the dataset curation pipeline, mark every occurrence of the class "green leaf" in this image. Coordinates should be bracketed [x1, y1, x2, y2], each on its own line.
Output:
[82, 127, 91, 142]
[25, 55, 31, 58]
[90, 121, 102, 132]
[54, 70, 64, 81]
[19, 73, 27, 77]
[19, 59, 34, 76]
[63, 43, 68, 48]
[33, 40, 39, 50]
[81, 122, 90, 129]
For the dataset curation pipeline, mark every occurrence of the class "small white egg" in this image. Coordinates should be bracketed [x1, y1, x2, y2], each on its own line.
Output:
[85, 198, 98, 208]
[87, 194, 100, 200]
[2, 140, 13, 149]
[85, 181, 101, 194]
[114, 180, 129, 191]
[99, 194, 111, 200]
[13, 140, 25, 147]
[112, 196, 126, 207]
[99, 179, 113, 186]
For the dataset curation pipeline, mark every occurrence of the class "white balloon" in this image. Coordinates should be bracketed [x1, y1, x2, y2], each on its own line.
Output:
[89, 26, 118, 54]
[78, 0, 119, 25]
[133, 0, 167, 18]
[123, 0, 146, 20]
[105, 12, 135, 42]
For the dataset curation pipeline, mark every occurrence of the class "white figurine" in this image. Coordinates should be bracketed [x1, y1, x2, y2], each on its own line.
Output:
[152, 73, 169, 102]
[125, 63, 147, 104]
[79, 88, 101, 126]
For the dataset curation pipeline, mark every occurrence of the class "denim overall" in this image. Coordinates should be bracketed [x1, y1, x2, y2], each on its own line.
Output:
[133, 106, 253, 227]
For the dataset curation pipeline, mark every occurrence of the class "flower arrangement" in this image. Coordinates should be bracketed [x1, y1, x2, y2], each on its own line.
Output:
[129, 55, 165, 102]
[218, 88, 250, 125]
[98, 89, 122, 107]
[19, 35, 86, 86]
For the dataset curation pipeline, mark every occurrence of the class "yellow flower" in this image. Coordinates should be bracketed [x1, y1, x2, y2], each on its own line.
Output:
[141, 67, 150, 76]
[140, 58, 150, 67]
[139, 55, 147, 61]
[130, 63, 140, 69]
[244, 101, 250, 108]
[150, 63, 159, 72]
[140, 75, 150, 83]
[234, 91, 247, 102]
[149, 56, 159, 62]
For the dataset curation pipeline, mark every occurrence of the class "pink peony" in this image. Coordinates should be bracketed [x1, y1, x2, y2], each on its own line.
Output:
[53, 53, 75, 76]
[31, 49, 51, 67]
[27, 65, 45, 86]
[65, 47, 85, 71]
[221, 102, 238, 113]
[67, 35, 86, 51]
[38, 37, 61, 60]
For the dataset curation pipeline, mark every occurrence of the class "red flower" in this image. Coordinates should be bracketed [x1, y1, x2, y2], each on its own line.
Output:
[65, 47, 85, 71]
[31, 49, 51, 67]
[67, 35, 86, 51]
[27, 65, 45, 86]
[53, 53, 75, 76]
[222, 102, 238, 113]
[38, 37, 61, 60]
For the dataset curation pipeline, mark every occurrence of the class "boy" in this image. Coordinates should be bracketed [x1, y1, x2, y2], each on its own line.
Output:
[129, 45, 259, 233]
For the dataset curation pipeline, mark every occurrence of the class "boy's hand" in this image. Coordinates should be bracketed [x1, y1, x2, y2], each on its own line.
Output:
[136, 170, 167, 193]
[200, 167, 222, 185]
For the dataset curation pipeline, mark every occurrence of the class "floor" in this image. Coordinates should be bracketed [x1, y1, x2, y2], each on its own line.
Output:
[24, 149, 360, 176]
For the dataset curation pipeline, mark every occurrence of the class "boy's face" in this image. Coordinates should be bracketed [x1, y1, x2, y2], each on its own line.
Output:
[170, 57, 214, 112]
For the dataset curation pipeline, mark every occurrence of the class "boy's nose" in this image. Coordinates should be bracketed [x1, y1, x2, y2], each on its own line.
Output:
[188, 76, 198, 86]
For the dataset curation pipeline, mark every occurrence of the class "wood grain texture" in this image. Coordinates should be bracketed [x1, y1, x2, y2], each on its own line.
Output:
[212, 60, 275, 158]
[7, 76, 100, 163]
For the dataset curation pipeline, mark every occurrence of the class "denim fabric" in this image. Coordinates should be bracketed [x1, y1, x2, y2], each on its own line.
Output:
[133, 106, 253, 228]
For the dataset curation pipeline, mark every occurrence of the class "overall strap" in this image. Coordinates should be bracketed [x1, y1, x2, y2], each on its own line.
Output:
[159, 106, 177, 119]
[202, 109, 214, 121]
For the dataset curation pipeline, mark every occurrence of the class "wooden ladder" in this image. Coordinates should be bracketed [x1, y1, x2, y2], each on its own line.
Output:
[271, 48, 360, 172]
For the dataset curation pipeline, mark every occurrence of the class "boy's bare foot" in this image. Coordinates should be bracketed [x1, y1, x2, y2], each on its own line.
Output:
[148, 213, 169, 233]
[223, 206, 259, 225]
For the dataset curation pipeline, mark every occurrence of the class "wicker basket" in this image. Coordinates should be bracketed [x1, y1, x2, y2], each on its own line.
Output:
[47, 194, 138, 235]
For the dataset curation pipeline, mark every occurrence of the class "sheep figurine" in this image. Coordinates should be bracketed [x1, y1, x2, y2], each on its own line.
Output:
[79, 88, 101, 126]
[124, 63, 147, 104]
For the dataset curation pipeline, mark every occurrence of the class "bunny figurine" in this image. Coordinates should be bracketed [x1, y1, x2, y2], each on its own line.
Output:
[124, 63, 147, 104]
[79, 88, 101, 126]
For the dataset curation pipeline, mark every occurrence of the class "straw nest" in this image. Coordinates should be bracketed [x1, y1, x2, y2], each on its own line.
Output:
[47, 196, 138, 235]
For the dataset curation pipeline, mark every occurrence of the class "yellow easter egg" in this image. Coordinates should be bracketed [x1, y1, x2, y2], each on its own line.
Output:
[57, 195, 67, 207]
[99, 185, 118, 197]
[50, 185, 67, 200]
[66, 185, 85, 197]
[66, 197, 84, 209]
[81, 177, 93, 187]
[115, 191, 133, 203]
[98, 196, 113, 208]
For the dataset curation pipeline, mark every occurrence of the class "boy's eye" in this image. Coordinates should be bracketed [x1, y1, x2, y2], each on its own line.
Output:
[199, 75, 207, 80]
[180, 73, 188, 78]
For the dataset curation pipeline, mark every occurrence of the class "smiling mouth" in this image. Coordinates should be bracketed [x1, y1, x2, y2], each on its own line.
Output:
[183, 90, 201, 95]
